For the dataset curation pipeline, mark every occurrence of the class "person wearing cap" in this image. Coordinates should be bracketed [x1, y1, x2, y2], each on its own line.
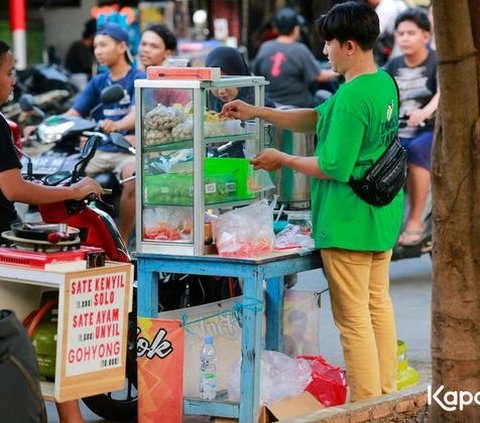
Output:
[65, 22, 145, 243]
[222, 1, 402, 401]
[253, 7, 337, 108]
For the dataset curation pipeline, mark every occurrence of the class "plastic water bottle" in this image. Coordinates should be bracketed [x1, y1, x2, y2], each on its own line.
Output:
[199, 336, 217, 400]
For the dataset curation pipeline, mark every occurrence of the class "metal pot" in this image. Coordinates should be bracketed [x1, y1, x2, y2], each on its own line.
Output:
[270, 126, 315, 209]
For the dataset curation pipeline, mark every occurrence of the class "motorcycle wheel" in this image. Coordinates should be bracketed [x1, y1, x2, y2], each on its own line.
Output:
[82, 312, 138, 420]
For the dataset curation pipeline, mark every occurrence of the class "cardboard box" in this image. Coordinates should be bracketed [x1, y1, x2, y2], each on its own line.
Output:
[214, 392, 324, 423]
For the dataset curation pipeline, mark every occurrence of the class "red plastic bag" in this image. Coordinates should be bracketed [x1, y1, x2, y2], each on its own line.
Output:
[298, 355, 347, 406]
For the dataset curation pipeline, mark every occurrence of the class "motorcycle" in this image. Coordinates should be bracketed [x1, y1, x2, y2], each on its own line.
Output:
[2, 63, 78, 122]
[19, 136, 138, 420]
[18, 84, 126, 221]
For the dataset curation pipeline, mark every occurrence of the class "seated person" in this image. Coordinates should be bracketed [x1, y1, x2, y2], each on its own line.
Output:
[65, 22, 145, 243]
[384, 7, 439, 246]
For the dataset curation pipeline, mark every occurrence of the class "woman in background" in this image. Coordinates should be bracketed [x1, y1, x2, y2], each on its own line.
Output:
[205, 46, 254, 112]
[205, 46, 273, 157]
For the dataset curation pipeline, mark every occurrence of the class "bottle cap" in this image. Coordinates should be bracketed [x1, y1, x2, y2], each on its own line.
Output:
[204, 336, 213, 345]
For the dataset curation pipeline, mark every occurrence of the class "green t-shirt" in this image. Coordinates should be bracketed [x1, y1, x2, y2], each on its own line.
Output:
[311, 69, 404, 251]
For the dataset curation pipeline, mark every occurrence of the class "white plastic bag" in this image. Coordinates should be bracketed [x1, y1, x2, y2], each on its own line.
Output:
[213, 199, 275, 258]
[274, 224, 315, 251]
[228, 350, 311, 405]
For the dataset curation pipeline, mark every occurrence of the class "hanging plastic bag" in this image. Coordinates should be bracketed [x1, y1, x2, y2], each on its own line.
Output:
[213, 199, 275, 258]
[298, 355, 347, 406]
[228, 350, 311, 405]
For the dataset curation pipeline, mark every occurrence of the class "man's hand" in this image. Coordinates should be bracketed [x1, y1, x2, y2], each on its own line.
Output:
[101, 119, 120, 133]
[221, 100, 258, 121]
[70, 177, 103, 201]
[250, 148, 286, 171]
[23, 125, 36, 137]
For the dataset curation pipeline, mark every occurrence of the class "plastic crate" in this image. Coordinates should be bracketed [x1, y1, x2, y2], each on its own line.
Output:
[144, 158, 255, 206]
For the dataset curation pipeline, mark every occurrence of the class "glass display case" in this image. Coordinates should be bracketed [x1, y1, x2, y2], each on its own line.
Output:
[135, 76, 268, 256]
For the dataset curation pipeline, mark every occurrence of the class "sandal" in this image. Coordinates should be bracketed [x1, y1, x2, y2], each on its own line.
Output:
[398, 230, 424, 246]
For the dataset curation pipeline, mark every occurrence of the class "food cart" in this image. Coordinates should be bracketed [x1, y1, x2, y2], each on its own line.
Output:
[134, 72, 322, 422]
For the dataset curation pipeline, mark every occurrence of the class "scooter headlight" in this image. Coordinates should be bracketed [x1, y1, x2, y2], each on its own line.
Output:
[37, 117, 75, 144]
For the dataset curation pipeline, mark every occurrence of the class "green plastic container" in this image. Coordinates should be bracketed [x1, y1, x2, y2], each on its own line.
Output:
[144, 158, 255, 206]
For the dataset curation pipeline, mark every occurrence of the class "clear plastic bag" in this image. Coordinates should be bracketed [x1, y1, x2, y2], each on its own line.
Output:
[274, 224, 314, 251]
[143, 207, 192, 241]
[213, 199, 275, 258]
[228, 350, 311, 405]
[248, 168, 276, 193]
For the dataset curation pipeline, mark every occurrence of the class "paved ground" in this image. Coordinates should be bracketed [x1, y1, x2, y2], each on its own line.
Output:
[46, 254, 432, 422]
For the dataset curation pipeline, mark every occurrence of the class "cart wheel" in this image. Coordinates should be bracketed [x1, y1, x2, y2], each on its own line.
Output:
[82, 311, 138, 420]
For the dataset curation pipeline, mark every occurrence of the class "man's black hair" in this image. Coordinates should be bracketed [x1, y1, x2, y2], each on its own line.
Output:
[0, 40, 10, 65]
[394, 7, 431, 32]
[316, 1, 379, 51]
[143, 24, 177, 52]
[274, 8, 302, 36]
[82, 18, 97, 39]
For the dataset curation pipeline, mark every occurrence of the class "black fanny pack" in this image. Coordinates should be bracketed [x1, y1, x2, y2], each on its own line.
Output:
[347, 71, 407, 207]
[348, 136, 407, 206]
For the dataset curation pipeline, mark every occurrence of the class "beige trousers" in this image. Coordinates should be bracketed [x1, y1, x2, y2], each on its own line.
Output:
[321, 248, 397, 401]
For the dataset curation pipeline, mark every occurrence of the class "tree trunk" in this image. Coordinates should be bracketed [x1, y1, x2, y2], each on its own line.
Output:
[431, 0, 480, 421]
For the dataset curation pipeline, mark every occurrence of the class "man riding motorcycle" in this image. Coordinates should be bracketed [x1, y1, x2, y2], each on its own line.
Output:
[0, 39, 103, 423]
[65, 22, 144, 243]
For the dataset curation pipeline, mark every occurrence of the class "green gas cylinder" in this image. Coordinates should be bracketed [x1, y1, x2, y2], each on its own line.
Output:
[32, 321, 57, 381]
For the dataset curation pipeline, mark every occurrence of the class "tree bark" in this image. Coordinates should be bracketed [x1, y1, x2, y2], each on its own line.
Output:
[431, 0, 480, 421]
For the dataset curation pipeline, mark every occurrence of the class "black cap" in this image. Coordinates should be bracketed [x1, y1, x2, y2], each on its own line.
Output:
[274, 8, 301, 33]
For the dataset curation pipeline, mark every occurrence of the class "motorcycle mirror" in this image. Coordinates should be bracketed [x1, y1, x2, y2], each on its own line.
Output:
[110, 132, 136, 155]
[71, 135, 98, 183]
[88, 85, 125, 120]
[81, 136, 98, 160]
[19, 94, 35, 112]
[100, 84, 125, 105]
[19, 94, 45, 119]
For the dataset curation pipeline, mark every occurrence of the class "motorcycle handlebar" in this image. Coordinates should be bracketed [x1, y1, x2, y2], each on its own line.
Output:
[82, 130, 108, 140]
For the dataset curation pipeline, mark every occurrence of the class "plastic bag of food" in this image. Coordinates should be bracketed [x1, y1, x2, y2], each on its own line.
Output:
[144, 104, 185, 131]
[213, 199, 275, 257]
[143, 207, 192, 241]
[171, 118, 193, 141]
[228, 350, 311, 405]
[143, 104, 186, 145]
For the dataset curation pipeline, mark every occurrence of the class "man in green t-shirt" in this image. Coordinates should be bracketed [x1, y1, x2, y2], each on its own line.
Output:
[221, 1, 403, 402]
